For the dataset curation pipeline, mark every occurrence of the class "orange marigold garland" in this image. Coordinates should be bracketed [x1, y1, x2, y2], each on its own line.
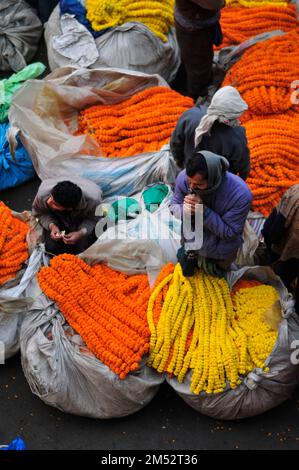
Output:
[76, 86, 194, 158]
[38, 254, 152, 379]
[0, 202, 29, 287]
[244, 111, 299, 215]
[217, 5, 298, 50]
[223, 30, 299, 116]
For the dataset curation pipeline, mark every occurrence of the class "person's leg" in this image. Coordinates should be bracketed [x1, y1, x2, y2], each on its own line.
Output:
[175, 22, 214, 100]
[44, 230, 73, 256]
[216, 251, 238, 271]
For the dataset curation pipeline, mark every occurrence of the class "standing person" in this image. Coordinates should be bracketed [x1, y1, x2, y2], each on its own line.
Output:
[32, 177, 102, 255]
[170, 86, 250, 179]
[261, 184, 299, 313]
[170, 150, 252, 276]
[175, 0, 225, 100]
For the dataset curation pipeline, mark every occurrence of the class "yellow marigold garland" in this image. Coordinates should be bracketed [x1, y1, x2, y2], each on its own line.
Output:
[0, 202, 29, 287]
[148, 264, 279, 394]
[86, 0, 175, 42]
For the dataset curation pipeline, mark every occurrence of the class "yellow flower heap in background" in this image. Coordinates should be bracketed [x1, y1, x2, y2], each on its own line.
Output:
[225, 0, 288, 6]
[148, 264, 279, 395]
[86, 0, 175, 42]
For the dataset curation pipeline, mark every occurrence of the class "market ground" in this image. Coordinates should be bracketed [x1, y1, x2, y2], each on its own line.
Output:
[1, 42, 299, 452]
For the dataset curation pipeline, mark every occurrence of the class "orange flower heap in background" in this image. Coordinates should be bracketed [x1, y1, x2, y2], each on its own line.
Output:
[223, 30, 299, 116]
[76, 86, 194, 158]
[217, 5, 298, 50]
[244, 111, 299, 215]
[0, 202, 29, 287]
[38, 254, 151, 379]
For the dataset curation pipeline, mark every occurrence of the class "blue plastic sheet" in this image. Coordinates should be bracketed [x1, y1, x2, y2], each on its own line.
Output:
[1, 437, 26, 450]
[0, 122, 35, 191]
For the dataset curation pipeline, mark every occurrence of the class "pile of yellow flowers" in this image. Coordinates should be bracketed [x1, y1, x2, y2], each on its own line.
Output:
[225, 0, 288, 6]
[86, 0, 174, 42]
[147, 264, 279, 395]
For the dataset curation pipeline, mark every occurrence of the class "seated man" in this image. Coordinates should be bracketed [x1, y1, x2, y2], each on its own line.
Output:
[32, 177, 102, 255]
[170, 150, 252, 275]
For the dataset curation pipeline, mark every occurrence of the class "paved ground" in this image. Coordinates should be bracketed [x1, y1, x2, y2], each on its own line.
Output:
[1, 39, 299, 451]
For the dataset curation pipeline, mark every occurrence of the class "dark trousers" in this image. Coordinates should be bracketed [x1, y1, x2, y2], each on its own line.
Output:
[175, 21, 214, 100]
[44, 223, 97, 256]
[26, 0, 59, 23]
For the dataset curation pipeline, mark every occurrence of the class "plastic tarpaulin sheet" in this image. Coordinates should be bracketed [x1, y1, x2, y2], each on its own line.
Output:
[8, 67, 178, 199]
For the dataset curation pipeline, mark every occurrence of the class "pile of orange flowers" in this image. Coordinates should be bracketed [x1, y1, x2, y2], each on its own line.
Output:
[0, 202, 29, 287]
[223, 30, 299, 215]
[38, 254, 151, 379]
[223, 31, 299, 116]
[76, 86, 194, 158]
[244, 110, 299, 215]
[217, 5, 298, 50]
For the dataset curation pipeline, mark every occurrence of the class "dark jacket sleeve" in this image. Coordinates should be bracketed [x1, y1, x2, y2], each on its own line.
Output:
[170, 114, 187, 169]
[235, 127, 251, 180]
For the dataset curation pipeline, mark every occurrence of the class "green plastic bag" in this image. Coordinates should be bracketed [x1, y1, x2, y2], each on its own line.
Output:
[142, 184, 169, 213]
[0, 62, 45, 123]
[108, 198, 141, 224]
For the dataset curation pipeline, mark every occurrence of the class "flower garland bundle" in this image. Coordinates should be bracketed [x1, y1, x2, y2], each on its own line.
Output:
[148, 264, 279, 394]
[38, 254, 151, 379]
[225, 0, 289, 6]
[0, 202, 29, 287]
[223, 30, 299, 115]
[244, 110, 299, 215]
[217, 5, 297, 50]
[77, 86, 194, 158]
[86, 0, 175, 42]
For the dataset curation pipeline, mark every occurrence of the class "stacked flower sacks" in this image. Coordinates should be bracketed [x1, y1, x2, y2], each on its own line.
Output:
[223, 30, 299, 216]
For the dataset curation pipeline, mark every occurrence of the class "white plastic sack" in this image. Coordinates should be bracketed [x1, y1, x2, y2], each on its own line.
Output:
[82, 184, 181, 282]
[0, 214, 42, 360]
[8, 67, 178, 199]
[45, 5, 180, 83]
[0, 0, 43, 72]
[167, 266, 299, 420]
[20, 246, 165, 419]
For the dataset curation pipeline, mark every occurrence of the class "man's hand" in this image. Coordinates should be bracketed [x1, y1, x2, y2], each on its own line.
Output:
[62, 229, 86, 245]
[49, 224, 62, 241]
[183, 194, 202, 215]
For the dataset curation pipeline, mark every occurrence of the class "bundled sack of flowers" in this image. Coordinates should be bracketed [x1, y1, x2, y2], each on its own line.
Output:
[20, 251, 164, 419]
[223, 30, 299, 116]
[225, 0, 289, 6]
[149, 264, 299, 419]
[77, 86, 193, 158]
[86, 0, 174, 42]
[8, 68, 179, 198]
[45, 3, 179, 82]
[244, 110, 299, 216]
[38, 254, 151, 379]
[0, 202, 41, 360]
[217, 5, 298, 50]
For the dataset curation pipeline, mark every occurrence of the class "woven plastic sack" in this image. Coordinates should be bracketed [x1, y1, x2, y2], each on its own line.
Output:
[167, 266, 299, 420]
[0, 0, 43, 72]
[20, 246, 165, 419]
[8, 67, 178, 199]
[0, 214, 42, 360]
[45, 4, 180, 83]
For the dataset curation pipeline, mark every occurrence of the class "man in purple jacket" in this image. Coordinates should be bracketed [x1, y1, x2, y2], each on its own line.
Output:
[170, 150, 252, 273]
